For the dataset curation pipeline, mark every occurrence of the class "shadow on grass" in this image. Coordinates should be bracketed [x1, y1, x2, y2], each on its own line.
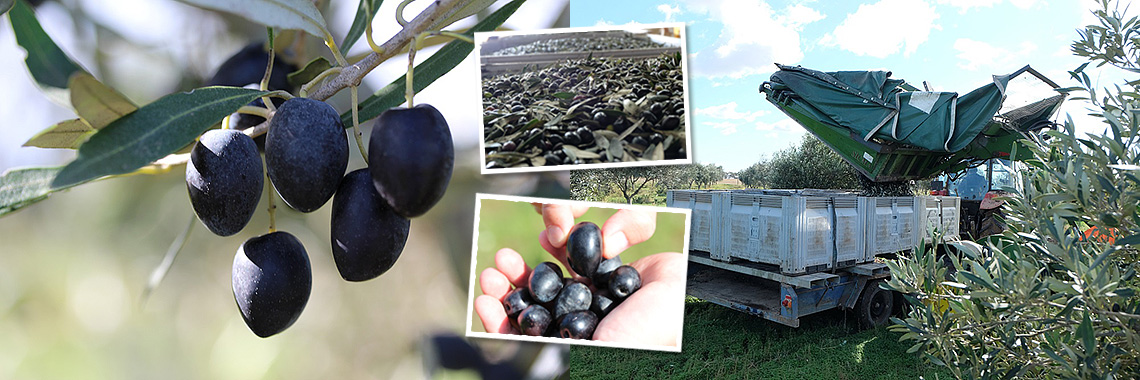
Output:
[566, 298, 951, 379]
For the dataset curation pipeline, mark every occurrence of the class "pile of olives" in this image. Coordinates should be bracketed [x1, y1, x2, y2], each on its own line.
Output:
[483, 53, 686, 168]
[502, 222, 642, 340]
[487, 34, 665, 56]
[188, 43, 454, 337]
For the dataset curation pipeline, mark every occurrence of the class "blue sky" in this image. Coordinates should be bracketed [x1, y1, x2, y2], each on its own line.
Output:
[571, 0, 1125, 172]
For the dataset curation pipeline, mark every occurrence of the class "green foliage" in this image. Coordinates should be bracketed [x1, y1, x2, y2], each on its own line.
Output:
[738, 134, 860, 189]
[568, 299, 951, 379]
[886, 1, 1140, 378]
[570, 164, 718, 204]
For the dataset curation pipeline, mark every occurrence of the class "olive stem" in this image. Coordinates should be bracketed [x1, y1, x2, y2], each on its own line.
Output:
[260, 28, 278, 113]
[350, 85, 369, 164]
[266, 170, 277, 233]
[395, 0, 414, 26]
[299, 67, 344, 98]
[236, 105, 271, 118]
[405, 33, 421, 107]
[364, 0, 385, 55]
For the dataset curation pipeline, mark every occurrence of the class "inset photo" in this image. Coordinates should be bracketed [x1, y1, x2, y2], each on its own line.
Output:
[476, 23, 691, 173]
[465, 194, 689, 352]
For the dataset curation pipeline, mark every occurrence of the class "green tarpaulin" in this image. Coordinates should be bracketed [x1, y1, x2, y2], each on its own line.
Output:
[767, 64, 1013, 152]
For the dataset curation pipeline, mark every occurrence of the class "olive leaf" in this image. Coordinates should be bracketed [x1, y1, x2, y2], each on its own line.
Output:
[0, 166, 70, 217]
[69, 72, 138, 128]
[23, 119, 94, 149]
[345, 0, 525, 126]
[52, 87, 270, 189]
[340, 0, 384, 55]
[7, 0, 86, 106]
[175, 0, 329, 39]
[24, 70, 139, 149]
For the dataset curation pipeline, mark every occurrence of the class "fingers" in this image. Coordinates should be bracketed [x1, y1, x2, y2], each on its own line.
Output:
[539, 204, 589, 248]
[539, 229, 576, 277]
[601, 210, 657, 259]
[479, 267, 512, 301]
[474, 295, 515, 334]
[494, 248, 531, 288]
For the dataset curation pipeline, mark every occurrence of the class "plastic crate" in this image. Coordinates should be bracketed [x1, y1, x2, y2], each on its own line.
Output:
[723, 191, 866, 274]
[918, 196, 961, 243]
[665, 190, 719, 254]
[861, 197, 918, 259]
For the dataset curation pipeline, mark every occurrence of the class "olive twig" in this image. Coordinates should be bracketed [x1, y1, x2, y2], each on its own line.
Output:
[350, 85, 369, 164]
[305, 0, 465, 102]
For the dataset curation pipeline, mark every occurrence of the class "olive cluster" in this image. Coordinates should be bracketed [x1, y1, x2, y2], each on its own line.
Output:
[188, 44, 454, 337]
[487, 34, 664, 56]
[483, 53, 686, 168]
[502, 222, 642, 340]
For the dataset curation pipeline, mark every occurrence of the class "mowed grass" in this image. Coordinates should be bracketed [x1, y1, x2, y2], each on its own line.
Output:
[566, 298, 951, 379]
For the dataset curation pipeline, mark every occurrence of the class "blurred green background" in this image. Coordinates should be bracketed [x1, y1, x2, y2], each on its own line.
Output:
[468, 198, 686, 333]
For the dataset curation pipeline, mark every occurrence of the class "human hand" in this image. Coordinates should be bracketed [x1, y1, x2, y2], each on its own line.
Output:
[473, 247, 685, 346]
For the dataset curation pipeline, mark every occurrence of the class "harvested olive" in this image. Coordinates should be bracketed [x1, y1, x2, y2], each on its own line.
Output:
[591, 293, 617, 318]
[503, 287, 535, 322]
[592, 254, 622, 288]
[558, 311, 598, 340]
[609, 265, 642, 299]
[566, 222, 603, 278]
[553, 282, 592, 320]
[518, 305, 553, 336]
[528, 262, 564, 303]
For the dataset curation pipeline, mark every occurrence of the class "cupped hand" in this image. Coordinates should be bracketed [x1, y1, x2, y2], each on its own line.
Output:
[474, 247, 686, 347]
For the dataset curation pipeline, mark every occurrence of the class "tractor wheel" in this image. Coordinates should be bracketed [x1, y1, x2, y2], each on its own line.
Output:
[977, 208, 1005, 238]
[856, 280, 894, 329]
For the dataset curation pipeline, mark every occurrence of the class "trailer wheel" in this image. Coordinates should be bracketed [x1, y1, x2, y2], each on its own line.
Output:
[857, 280, 894, 329]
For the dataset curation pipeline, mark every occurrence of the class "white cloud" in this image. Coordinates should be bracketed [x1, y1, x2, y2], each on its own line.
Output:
[704, 121, 740, 135]
[695, 102, 767, 122]
[1008, 0, 1039, 9]
[953, 38, 1037, 70]
[657, 4, 682, 22]
[936, 0, 1038, 12]
[755, 119, 799, 132]
[936, 0, 1000, 12]
[822, 0, 939, 58]
[681, 0, 824, 79]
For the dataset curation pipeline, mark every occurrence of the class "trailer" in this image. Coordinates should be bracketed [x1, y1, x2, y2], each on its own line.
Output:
[668, 189, 960, 328]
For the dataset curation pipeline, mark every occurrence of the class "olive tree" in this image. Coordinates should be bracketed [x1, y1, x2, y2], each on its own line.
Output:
[886, 1, 1140, 378]
[736, 134, 859, 189]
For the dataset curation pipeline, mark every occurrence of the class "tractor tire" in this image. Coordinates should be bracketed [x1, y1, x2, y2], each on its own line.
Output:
[856, 280, 894, 329]
[976, 208, 1005, 238]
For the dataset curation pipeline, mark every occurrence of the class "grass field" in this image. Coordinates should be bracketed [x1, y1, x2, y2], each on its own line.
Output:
[565, 297, 951, 379]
